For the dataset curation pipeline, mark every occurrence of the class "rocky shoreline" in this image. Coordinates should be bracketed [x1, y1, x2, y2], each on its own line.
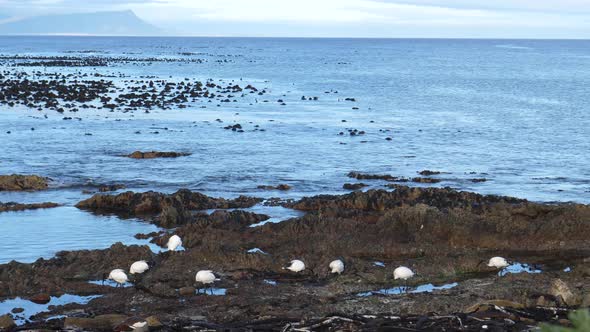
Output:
[1, 185, 589, 330]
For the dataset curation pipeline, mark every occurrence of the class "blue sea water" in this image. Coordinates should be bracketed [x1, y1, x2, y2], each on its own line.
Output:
[0, 37, 588, 264]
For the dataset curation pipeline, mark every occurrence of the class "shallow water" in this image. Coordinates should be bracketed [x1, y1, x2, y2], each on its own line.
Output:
[499, 263, 543, 277]
[0, 37, 589, 265]
[88, 280, 134, 288]
[196, 288, 227, 296]
[357, 282, 459, 297]
[0, 294, 101, 324]
[0, 207, 160, 264]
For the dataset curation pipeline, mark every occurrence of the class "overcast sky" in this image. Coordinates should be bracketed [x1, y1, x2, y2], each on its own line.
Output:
[0, 0, 589, 38]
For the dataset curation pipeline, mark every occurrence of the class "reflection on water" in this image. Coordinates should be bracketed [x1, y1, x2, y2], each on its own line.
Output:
[0, 294, 101, 325]
[0, 207, 161, 264]
[357, 282, 458, 297]
[196, 288, 227, 296]
[248, 205, 305, 227]
[88, 280, 134, 288]
[499, 263, 542, 276]
[247, 248, 268, 254]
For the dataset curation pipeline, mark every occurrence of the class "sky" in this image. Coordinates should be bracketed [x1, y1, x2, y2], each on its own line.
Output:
[0, 0, 589, 38]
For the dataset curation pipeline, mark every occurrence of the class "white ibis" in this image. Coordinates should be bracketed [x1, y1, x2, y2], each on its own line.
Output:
[130, 260, 150, 274]
[487, 257, 509, 269]
[283, 259, 305, 273]
[196, 270, 219, 294]
[393, 266, 415, 280]
[167, 235, 182, 251]
[108, 269, 129, 287]
[393, 266, 415, 293]
[329, 259, 345, 274]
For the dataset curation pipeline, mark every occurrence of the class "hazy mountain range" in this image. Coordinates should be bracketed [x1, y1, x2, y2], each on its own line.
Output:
[0, 10, 162, 36]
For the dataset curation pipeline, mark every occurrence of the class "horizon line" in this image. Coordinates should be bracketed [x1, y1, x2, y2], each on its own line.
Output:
[0, 34, 588, 41]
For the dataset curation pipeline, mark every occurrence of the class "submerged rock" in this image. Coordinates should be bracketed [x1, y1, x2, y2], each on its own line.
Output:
[126, 151, 191, 159]
[0, 174, 49, 191]
[342, 183, 368, 190]
[257, 184, 292, 191]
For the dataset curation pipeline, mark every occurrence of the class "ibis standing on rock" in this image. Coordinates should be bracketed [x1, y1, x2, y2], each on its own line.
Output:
[283, 259, 306, 273]
[329, 259, 345, 275]
[130, 260, 150, 275]
[196, 270, 219, 295]
[108, 269, 129, 287]
[167, 235, 182, 252]
[393, 266, 414, 293]
[487, 257, 509, 269]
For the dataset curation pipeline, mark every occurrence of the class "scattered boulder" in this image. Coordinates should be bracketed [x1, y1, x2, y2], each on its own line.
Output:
[412, 177, 442, 184]
[342, 183, 368, 190]
[0, 174, 49, 191]
[0, 314, 15, 330]
[257, 184, 292, 191]
[29, 293, 51, 304]
[98, 184, 126, 192]
[179, 286, 196, 296]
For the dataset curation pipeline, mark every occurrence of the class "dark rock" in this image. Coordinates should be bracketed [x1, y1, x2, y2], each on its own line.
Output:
[0, 202, 59, 213]
[412, 177, 442, 184]
[419, 170, 441, 176]
[0, 174, 49, 191]
[29, 293, 51, 304]
[342, 183, 368, 190]
[76, 190, 262, 227]
[179, 286, 196, 296]
[257, 184, 292, 191]
[126, 151, 191, 159]
[0, 314, 15, 330]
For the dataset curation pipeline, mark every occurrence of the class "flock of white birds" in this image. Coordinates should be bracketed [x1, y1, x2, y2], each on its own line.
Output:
[107, 235, 511, 291]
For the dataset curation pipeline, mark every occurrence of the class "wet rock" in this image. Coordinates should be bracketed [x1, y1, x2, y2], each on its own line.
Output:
[412, 177, 442, 184]
[179, 286, 196, 296]
[419, 170, 441, 176]
[11, 307, 24, 314]
[348, 171, 401, 182]
[126, 151, 191, 159]
[0, 202, 59, 213]
[0, 174, 49, 191]
[29, 293, 51, 304]
[550, 279, 581, 306]
[343, 183, 368, 190]
[146, 316, 162, 327]
[65, 314, 128, 330]
[76, 189, 262, 227]
[98, 184, 126, 192]
[257, 184, 292, 191]
[0, 314, 15, 330]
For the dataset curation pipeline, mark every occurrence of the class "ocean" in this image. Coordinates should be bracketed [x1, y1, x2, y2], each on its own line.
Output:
[0, 36, 589, 263]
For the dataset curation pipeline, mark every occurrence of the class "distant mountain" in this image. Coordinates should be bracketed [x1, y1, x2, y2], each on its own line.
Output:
[0, 10, 162, 36]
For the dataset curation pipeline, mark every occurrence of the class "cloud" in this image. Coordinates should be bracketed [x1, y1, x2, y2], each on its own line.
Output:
[0, 0, 589, 38]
